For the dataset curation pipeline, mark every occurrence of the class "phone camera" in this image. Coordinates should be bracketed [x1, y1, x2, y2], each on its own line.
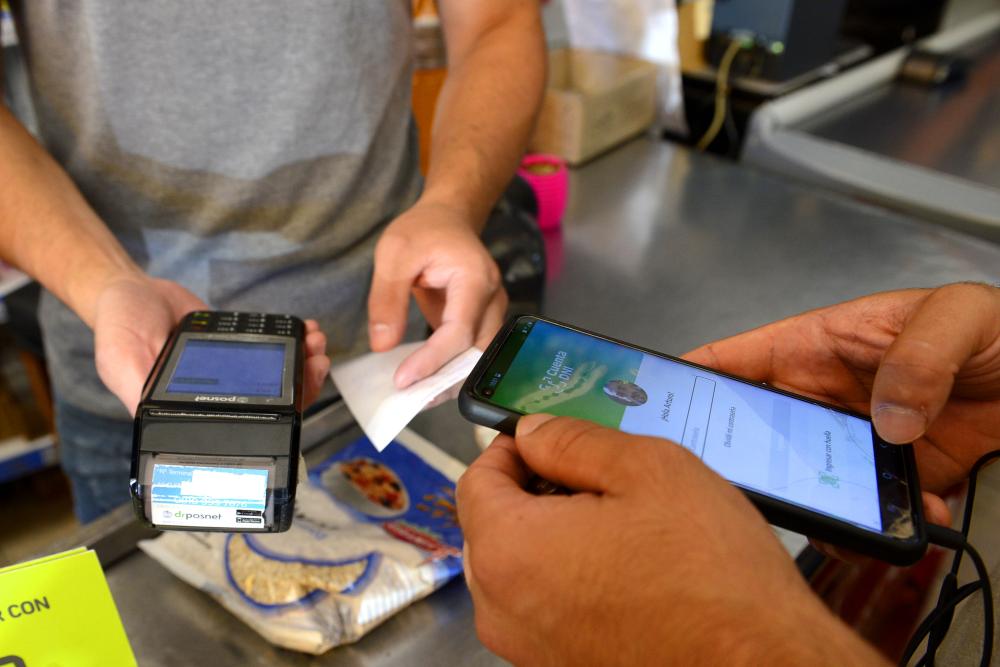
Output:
[482, 387, 495, 397]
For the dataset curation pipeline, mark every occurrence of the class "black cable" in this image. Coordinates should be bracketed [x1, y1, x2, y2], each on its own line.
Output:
[952, 535, 992, 667]
[953, 451, 1000, 575]
[925, 570, 957, 657]
[901, 581, 983, 665]
[932, 451, 1000, 663]
[898, 452, 1000, 667]
[906, 526, 992, 667]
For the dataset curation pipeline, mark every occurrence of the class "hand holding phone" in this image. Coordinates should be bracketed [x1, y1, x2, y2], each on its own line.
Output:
[460, 315, 927, 564]
[457, 415, 888, 666]
[683, 284, 1000, 496]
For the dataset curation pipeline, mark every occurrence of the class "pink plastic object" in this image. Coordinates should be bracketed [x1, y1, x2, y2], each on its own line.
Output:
[517, 153, 568, 231]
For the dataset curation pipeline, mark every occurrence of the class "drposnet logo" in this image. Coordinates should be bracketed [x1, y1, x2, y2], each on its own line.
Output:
[174, 510, 223, 521]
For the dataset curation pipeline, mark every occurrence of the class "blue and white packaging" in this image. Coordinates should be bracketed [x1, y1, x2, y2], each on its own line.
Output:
[140, 429, 466, 654]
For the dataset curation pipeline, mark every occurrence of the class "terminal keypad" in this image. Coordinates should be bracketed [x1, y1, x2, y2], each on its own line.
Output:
[187, 311, 301, 337]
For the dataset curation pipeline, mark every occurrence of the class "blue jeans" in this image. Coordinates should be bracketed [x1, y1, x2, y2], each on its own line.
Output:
[55, 398, 133, 524]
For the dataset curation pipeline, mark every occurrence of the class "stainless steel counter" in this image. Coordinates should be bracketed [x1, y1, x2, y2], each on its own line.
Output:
[801, 31, 1000, 191]
[743, 14, 1000, 239]
[43, 137, 1000, 665]
[546, 137, 998, 353]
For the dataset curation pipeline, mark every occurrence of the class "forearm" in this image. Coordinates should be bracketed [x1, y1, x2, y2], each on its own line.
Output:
[0, 104, 140, 326]
[682, 596, 889, 667]
[424, 1, 546, 227]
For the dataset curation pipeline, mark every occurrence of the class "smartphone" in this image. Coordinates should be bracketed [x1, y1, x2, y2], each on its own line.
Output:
[460, 315, 927, 565]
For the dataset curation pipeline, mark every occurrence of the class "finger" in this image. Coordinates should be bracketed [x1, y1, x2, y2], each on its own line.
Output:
[872, 284, 1000, 444]
[394, 274, 494, 387]
[302, 354, 331, 407]
[514, 414, 638, 494]
[413, 288, 446, 331]
[305, 330, 327, 358]
[304, 319, 320, 334]
[682, 321, 785, 381]
[474, 289, 508, 351]
[921, 491, 951, 526]
[368, 244, 419, 352]
[303, 330, 329, 406]
[423, 382, 462, 410]
[456, 435, 532, 542]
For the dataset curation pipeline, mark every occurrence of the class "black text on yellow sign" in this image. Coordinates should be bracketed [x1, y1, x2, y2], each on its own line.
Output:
[0, 596, 52, 622]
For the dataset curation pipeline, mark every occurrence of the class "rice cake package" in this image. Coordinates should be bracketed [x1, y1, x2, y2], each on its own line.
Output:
[139, 429, 465, 654]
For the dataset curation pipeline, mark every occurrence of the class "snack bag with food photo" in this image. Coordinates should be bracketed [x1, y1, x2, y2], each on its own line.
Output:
[139, 429, 464, 654]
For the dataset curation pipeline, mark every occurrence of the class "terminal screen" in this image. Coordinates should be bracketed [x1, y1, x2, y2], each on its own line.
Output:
[167, 340, 285, 397]
[483, 319, 883, 531]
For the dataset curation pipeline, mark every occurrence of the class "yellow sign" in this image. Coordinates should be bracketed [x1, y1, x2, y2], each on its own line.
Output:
[0, 548, 136, 666]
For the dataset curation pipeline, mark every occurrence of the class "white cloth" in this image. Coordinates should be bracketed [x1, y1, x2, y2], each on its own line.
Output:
[562, 0, 688, 136]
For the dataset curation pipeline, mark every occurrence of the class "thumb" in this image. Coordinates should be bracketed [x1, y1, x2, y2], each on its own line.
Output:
[872, 284, 1000, 443]
[368, 241, 418, 353]
[514, 414, 635, 493]
[94, 330, 155, 416]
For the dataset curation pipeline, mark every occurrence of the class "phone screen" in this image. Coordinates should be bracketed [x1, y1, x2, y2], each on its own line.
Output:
[479, 319, 886, 532]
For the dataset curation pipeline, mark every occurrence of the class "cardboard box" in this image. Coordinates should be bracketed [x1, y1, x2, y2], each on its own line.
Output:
[529, 49, 658, 166]
[678, 0, 714, 73]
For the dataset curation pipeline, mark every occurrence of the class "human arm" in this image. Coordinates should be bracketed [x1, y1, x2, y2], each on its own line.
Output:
[368, 0, 546, 387]
[0, 105, 330, 412]
[0, 104, 146, 327]
[457, 415, 888, 666]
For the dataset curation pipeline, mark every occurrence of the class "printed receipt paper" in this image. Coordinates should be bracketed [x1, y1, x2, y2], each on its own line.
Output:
[0, 547, 137, 666]
[331, 343, 482, 451]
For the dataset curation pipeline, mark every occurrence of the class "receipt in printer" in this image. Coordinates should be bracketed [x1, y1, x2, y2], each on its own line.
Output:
[129, 311, 305, 532]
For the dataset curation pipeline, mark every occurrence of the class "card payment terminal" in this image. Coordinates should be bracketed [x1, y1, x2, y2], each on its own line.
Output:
[129, 311, 305, 532]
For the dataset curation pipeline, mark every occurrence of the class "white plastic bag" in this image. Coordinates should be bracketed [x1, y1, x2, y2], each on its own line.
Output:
[562, 0, 688, 135]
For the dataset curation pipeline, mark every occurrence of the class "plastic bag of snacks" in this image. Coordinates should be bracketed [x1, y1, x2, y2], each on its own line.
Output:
[139, 429, 465, 654]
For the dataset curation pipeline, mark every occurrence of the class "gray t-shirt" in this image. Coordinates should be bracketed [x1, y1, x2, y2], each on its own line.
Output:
[8, 2, 422, 418]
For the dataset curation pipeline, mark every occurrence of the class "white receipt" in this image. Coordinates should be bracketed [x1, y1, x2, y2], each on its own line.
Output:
[330, 343, 482, 451]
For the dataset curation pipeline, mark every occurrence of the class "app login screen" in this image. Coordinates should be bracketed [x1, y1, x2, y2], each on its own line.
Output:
[490, 321, 882, 530]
